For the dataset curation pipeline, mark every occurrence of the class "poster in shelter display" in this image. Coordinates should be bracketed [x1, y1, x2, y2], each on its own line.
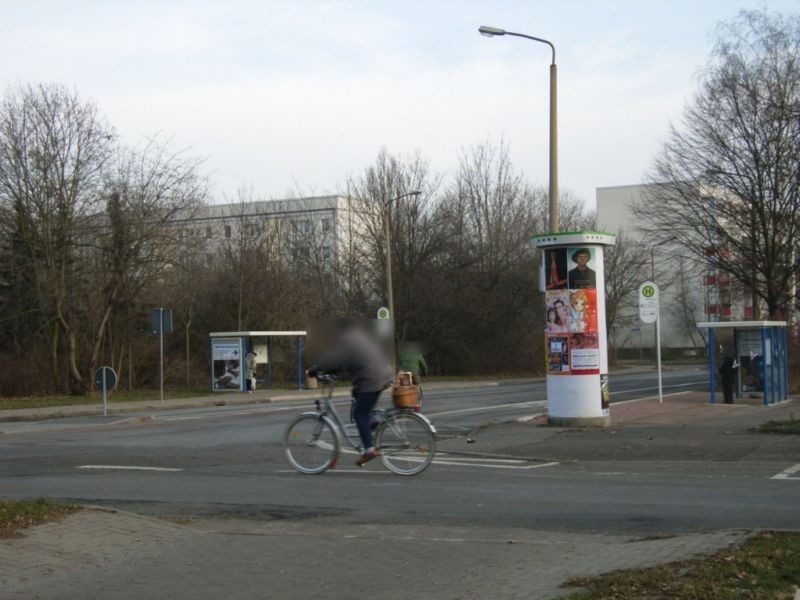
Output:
[212, 337, 243, 391]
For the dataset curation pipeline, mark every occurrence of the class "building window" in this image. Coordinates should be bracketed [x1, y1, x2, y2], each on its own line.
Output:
[295, 219, 311, 234]
[321, 218, 332, 233]
[206, 253, 213, 266]
[206, 226, 213, 239]
[321, 246, 332, 262]
[224, 225, 231, 239]
[246, 224, 258, 237]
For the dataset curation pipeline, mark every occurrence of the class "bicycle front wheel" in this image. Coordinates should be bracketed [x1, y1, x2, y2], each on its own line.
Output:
[283, 414, 339, 474]
[376, 412, 436, 475]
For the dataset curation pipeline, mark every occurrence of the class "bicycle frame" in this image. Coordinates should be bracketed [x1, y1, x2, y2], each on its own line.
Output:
[308, 384, 436, 452]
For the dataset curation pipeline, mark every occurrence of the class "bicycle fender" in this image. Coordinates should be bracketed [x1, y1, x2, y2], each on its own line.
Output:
[414, 412, 437, 434]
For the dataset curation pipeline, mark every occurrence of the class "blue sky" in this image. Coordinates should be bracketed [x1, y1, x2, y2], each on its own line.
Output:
[2, 0, 796, 207]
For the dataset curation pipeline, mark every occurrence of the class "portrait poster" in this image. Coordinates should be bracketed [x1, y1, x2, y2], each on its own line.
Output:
[547, 335, 570, 373]
[568, 288, 598, 333]
[545, 290, 570, 333]
[545, 248, 568, 290]
[567, 247, 597, 289]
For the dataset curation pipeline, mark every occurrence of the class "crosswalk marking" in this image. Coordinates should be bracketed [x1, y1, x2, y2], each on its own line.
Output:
[771, 464, 800, 480]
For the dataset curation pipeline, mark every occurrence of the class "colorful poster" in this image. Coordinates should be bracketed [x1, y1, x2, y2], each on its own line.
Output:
[545, 290, 570, 333]
[568, 289, 598, 333]
[547, 335, 570, 373]
[545, 248, 568, 290]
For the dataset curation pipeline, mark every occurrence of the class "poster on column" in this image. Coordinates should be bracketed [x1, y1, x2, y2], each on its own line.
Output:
[545, 291, 570, 333]
[544, 248, 568, 290]
[568, 289, 598, 333]
[547, 335, 570, 373]
[569, 247, 599, 373]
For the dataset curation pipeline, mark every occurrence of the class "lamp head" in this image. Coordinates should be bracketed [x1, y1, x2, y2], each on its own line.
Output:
[478, 25, 505, 37]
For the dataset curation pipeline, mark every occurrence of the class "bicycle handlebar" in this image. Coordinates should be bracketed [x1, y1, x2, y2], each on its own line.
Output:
[313, 372, 338, 383]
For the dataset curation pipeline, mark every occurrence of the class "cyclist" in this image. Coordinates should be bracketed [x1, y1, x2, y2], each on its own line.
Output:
[307, 317, 393, 466]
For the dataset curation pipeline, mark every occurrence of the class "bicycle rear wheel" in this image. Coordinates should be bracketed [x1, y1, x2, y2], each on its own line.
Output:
[376, 412, 435, 475]
[283, 414, 339, 474]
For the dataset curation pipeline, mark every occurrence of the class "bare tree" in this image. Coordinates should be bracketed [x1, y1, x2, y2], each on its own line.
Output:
[603, 229, 651, 334]
[345, 149, 446, 342]
[634, 10, 800, 319]
[0, 84, 114, 393]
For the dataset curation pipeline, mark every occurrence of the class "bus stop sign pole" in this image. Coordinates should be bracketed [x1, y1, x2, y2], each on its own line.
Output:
[639, 282, 663, 404]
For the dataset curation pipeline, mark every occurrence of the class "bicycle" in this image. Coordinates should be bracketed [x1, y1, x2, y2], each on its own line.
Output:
[283, 373, 436, 476]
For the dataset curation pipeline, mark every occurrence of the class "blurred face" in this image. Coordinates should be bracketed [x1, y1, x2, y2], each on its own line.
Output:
[575, 252, 590, 268]
[547, 309, 557, 323]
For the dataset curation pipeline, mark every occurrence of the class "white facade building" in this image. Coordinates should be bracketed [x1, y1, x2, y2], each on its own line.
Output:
[171, 195, 370, 269]
[597, 184, 710, 354]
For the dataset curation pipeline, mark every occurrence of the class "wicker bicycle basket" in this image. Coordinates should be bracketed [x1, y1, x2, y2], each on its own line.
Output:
[392, 385, 420, 408]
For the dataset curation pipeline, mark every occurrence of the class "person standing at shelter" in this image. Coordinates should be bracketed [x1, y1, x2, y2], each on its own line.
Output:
[245, 350, 257, 393]
[719, 355, 738, 404]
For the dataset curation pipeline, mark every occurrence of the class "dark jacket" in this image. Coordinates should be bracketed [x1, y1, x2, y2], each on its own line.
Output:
[312, 327, 393, 394]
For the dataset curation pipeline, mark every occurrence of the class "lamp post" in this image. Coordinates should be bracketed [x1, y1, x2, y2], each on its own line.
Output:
[384, 190, 422, 371]
[478, 25, 558, 232]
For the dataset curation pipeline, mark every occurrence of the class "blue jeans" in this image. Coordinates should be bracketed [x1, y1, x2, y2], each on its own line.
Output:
[352, 390, 382, 450]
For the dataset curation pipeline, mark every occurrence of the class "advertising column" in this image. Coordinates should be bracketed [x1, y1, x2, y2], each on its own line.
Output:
[533, 232, 616, 426]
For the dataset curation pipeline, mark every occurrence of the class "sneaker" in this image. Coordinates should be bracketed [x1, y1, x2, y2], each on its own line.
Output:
[355, 449, 379, 466]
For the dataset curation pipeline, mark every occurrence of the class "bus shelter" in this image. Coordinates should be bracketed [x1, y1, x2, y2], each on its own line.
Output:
[209, 331, 307, 393]
[696, 321, 788, 406]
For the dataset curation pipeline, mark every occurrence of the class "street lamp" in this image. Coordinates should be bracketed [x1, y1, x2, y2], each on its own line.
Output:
[478, 25, 559, 232]
[384, 190, 422, 371]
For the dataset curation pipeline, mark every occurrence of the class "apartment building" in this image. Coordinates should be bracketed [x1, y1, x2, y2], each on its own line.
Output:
[171, 195, 370, 268]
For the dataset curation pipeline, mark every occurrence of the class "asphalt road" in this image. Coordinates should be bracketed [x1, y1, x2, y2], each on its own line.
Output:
[2, 366, 798, 535]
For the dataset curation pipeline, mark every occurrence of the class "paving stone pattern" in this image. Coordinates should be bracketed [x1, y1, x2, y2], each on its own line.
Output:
[1, 509, 746, 600]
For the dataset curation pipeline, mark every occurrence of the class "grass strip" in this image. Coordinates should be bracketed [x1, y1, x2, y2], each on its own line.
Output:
[0, 498, 80, 538]
[0, 387, 216, 411]
[753, 417, 800, 435]
[565, 531, 800, 599]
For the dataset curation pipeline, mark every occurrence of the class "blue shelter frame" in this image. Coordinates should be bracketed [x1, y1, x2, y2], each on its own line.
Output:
[696, 321, 789, 406]
[209, 331, 307, 393]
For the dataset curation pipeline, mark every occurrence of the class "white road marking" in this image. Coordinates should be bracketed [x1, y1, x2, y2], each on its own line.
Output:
[434, 455, 528, 464]
[771, 464, 800, 480]
[275, 469, 391, 475]
[613, 391, 692, 405]
[430, 459, 559, 470]
[427, 401, 546, 418]
[77, 465, 183, 472]
[615, 381, 706, 395]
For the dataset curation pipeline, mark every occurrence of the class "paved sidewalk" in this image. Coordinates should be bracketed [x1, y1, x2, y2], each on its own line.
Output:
[438, 393, 800, 463]
[0, 507, 746, 600]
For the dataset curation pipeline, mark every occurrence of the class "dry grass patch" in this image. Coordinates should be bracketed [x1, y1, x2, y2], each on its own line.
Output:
[566, 531, 800, 599]
[0, 499, 80, 538]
